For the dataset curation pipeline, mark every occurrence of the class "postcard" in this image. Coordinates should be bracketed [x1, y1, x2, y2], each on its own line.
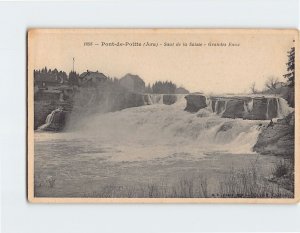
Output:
[27, 29, 299, 203]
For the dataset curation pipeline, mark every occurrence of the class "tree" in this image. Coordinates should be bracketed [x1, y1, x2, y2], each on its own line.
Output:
[68, 71, 79, 86]
[250, 82, 258, 94]
[265, 76, 279, 91]
[145, 83, 152, 93]
[283, 47, 295, 87]
[152, 81, 177, 94]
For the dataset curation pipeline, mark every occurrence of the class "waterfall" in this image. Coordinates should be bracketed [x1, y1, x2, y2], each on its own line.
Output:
[143, 95, 151, 105]
[66, 93, 297, 156]
[145, 94, 164, 105]
[247, 99, 253, 112]
[143, 94, 161, 105]
[276, 97, 293, 118]
[205, 97, 213, 112]
[243, 101, 248, 114]
[159, 94, 163, 104]
[266, 98, 270, 119]
[206, 96, 292, 120]
[220, 101, 227, 115]
[214, 100, 219, 113]
[243, 99, 253, 114]
[74, 100, 264, 154]
[144, 94, 187, 106]
[38, 108, 62, 130]
[173, 94, 186, 107]
[212, 99, 227, 115]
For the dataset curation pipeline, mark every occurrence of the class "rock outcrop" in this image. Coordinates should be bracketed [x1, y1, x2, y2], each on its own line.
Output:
[221, 99, 245, 119]
[184, 95, 207, 113]
[253, 113, 294, 157]
[244, 97, 277, 120]
[208, 96, 292, 120]
[34, 99, 73, 130]
[34, 102, 59, 130]
[41, 109, 68, 131]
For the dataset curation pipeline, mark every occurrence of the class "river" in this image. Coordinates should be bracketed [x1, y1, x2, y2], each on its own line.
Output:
[34, 95, 292, 198]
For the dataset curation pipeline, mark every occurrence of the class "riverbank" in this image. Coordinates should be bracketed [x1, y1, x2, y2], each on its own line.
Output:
[254, 113, 294, 157]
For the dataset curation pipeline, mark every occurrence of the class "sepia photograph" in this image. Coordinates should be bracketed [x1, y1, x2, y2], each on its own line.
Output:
[27, 29, 299, 203]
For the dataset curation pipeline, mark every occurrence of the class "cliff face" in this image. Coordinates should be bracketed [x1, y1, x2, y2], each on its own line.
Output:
[184, 95, 207, 113]
[254, 113, 294, 157]
[221, 99, 245, 119]
[244, 98, 277, 120]
[208, 96, 290, 120]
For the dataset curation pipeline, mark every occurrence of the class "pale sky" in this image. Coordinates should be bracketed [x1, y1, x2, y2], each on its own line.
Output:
[29, 29, 297, 94]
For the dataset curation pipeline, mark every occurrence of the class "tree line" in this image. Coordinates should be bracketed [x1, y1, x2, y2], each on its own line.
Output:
[146, 81, 189, 94]
[34, 67, 68, 83]
[249, 47, 295, 107]
[34, 67, 189, 94]
[249, 47, 295, 93]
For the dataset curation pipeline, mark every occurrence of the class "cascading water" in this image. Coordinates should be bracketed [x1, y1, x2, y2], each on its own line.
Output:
[71, 97, 264, 156]
[218, 100, 227, 115]
[276, 97, 293, 119]
[266, 98, 270, 119]
[33, 92, 295, 200]
[214, 100, 219, 113]
[38, 94, 294, 161]
[205, 97, 213, 112]
[143, 94, 164, 105]
[247, 99, 254, 112]
[208, 96, 292, 120]
[38, 108, 62, 130]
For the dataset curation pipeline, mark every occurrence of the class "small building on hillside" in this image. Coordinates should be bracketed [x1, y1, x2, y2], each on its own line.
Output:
[78, 70, 108, 87]
[119, 73, 145, 93]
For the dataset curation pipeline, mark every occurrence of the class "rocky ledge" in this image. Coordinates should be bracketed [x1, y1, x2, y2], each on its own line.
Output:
[253, 113, 294, 157]
[184, 95, 207, 112]
[210, 96, 280, 120]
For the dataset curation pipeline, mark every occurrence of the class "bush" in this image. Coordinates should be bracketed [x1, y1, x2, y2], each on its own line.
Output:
[272, 160, 289, 178]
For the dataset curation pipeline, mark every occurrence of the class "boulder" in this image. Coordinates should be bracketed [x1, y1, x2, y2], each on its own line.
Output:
[184, 95, 207, 113]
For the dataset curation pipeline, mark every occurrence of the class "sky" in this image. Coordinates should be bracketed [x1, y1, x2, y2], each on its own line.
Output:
[29, 29, 296, 94]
